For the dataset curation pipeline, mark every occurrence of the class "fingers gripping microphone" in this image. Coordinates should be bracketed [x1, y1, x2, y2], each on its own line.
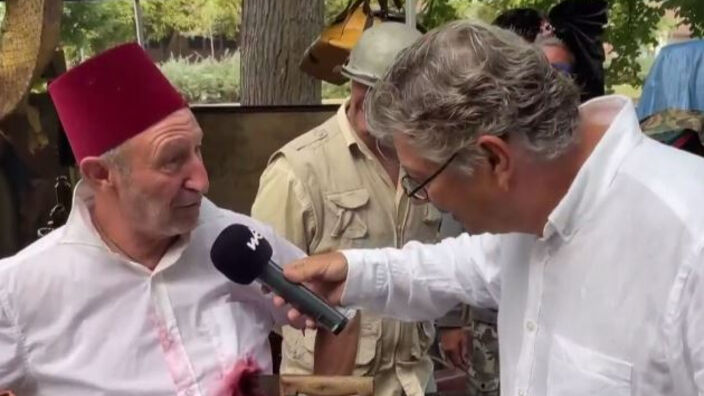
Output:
[210, 224, 348, 335]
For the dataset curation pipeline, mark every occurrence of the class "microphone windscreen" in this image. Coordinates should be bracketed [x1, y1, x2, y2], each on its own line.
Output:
[210, 224, 273, 285]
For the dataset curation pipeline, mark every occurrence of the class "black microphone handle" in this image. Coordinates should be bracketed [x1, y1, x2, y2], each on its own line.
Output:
[260, 260, 348, 335]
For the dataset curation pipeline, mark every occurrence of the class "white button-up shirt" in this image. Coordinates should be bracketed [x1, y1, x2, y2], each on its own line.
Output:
[0, 183, 304, 395]
[341, 96, 704, 396]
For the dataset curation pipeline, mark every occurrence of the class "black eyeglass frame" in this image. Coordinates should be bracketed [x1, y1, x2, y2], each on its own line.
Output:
[402, 153, 458, 200]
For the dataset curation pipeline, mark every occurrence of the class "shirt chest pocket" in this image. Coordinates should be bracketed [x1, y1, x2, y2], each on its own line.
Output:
[324, 189, 369, 240]
[547, 334, 632, 396]
[353, 316, 383, 375]
[282, 317, 381, 374]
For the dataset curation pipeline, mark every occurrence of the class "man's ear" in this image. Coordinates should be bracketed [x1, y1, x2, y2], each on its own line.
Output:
[79, 157, 114, 190]
[477, 135, 513, 191]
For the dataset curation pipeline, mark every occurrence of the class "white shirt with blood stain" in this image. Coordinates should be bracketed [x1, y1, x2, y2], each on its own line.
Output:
[0, 183, 304, 396]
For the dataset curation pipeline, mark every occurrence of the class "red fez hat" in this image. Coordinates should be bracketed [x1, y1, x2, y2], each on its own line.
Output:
[48, 43, 187, 163]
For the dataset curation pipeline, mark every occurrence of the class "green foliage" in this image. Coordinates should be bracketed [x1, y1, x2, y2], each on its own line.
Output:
[325, 0, 348, 23]
[605, 0, 663, 89]
[53, 0, 703, 99]
[60, 0, 135, 65]
[421, 0, 462, 30]
[0, 3, 5, 23]
[140, 0, 196, 41]
[417, 0, 702, 88]
[200, 0, 241, 39]
[160, 52, 348, 103]
[140, 0, 241, 42]
[159, 52, 240, 104]
[60, 0, 241, 65]
[663, 0, 704, 37]
[322, 81, 351, 100]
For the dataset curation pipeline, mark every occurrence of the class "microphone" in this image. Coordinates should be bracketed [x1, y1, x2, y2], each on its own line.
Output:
[210, 224, 349, 335]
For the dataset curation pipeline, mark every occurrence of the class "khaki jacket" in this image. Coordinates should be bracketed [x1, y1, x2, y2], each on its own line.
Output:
[252, 103, 441, 396]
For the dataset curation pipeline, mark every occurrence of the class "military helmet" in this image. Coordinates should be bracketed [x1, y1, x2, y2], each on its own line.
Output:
[341, 22, 422, 87]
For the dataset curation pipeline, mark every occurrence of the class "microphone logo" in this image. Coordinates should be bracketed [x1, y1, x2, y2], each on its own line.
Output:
[246, 228, 264, 251]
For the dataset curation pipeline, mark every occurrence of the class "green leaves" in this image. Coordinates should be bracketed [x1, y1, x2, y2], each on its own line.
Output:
[60, 0, 242, 64]
[421, 0, 462, 30]
[140, 0, 240, 41]
[54, 0, 702, 91]
[60, 1, 135, 65]
[159, 52, 240, 103]
[604, 0, 662, 88]
[664, 0, 704, 37]
[416, 0, 701, 88]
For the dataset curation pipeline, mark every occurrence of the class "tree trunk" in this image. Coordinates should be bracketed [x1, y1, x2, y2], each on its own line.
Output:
[240, 0, 323, 105]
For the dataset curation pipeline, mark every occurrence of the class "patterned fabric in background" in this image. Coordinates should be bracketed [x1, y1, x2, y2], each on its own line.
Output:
[465, 309, 500, 396]
[435, 216, 500, 395]
[640, 109, 704, 156]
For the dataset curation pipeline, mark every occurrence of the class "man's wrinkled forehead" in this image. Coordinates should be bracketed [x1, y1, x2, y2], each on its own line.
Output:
[116, 109, 200, 161]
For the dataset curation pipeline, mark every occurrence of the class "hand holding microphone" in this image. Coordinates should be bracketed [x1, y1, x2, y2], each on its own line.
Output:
[210, 224, 349, 334]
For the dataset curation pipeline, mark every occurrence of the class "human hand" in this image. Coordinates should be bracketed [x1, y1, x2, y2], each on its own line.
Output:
[271, 252, 350, 328]
[440, 327, 470, 371]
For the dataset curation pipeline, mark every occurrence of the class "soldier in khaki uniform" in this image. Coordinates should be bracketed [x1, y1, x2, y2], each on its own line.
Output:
[251, 23, 441, 396]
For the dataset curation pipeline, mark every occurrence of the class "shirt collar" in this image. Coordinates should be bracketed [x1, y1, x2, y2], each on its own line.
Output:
[544, 95, 644, 241]
[337, 98, 392, 168]
[337, 98, 361, 149]
[61, 180, 109, 247]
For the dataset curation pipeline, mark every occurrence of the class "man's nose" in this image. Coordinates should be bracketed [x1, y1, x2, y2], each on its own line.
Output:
[184, 156, 209, 194]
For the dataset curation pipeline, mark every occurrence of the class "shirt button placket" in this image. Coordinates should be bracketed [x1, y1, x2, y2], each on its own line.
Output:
[526, 320, 536, 332]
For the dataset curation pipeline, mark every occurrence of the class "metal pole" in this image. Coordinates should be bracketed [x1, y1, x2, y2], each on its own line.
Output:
[405, 0, 416, 28]
[133, 0, 146, 47]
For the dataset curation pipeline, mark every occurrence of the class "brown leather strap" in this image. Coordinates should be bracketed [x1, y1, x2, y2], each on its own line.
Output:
[313, 311, 361, 375]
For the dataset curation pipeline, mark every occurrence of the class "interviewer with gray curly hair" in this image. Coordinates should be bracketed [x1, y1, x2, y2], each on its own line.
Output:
[276, 20, 704, 396]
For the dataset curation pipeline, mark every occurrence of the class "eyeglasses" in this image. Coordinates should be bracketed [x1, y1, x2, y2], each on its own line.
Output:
[551, 62, 574, 76]
[401, 153, 458, 201]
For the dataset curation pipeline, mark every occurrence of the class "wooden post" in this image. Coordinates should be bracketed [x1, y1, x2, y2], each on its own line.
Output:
[405, 0, 416, 28]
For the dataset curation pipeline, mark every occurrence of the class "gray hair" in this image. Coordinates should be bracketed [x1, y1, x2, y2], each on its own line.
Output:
[365, 20, 581, 173]
[79, 144, 130, 179]
[98, 142, 130, 176]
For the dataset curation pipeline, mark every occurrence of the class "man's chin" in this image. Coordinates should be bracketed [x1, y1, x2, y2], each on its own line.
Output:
[164, 213, 200, 236]
[162, 224, 196, 238]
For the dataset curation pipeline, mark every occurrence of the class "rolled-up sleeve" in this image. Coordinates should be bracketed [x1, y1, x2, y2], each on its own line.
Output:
[0, 286, 28, 392]
[340, 233, 501, 322]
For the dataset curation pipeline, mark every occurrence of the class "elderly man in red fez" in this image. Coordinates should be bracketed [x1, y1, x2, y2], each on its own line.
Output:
[0, 43, 303, 395]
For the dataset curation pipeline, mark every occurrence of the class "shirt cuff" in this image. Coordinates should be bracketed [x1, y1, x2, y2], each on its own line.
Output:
[339, 249, 373, 307]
